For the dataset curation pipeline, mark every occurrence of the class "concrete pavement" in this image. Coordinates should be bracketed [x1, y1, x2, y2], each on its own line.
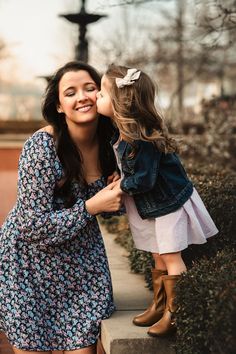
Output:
[100, 224, 175, 354]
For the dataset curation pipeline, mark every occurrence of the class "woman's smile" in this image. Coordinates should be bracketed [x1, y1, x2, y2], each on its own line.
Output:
[75, 104, 93, 113]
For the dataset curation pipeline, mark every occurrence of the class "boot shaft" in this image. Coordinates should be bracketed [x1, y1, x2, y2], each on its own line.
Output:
[132, 269, 167, 327]
[152, 269, 167, 294]
[162, 275, 180, 313]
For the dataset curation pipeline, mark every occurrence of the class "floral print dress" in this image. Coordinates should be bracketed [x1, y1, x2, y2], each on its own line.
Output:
[0, 131, 115, 351]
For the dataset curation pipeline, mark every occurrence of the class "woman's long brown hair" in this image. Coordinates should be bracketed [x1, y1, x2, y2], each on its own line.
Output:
[42, 61, 116, 207]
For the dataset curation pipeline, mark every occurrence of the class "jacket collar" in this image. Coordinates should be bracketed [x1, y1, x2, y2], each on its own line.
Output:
[110, 129, 120, 145]
[110, 130, 128, 159]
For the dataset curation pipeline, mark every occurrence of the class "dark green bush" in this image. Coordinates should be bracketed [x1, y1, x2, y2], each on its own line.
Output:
[128, 248, 154, 289]
[99, 215, 120, 234]
[182, 162, 236, 267]
[175, 248, 236, 354]
[101, 163, 236, 290]
[101, 160, 236, 353]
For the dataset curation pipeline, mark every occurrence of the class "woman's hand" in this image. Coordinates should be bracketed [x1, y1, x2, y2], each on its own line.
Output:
[85, 180, 123, 215]
[107, 171, 120, 184]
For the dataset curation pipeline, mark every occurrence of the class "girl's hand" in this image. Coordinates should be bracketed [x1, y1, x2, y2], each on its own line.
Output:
[107, 171, 120, 184]
[85, 179, 123, 215]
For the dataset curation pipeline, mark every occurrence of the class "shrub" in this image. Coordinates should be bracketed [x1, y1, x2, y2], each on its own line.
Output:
[174, 98, 236, 170]
[100, 153, 236, 353]
[128, 248, 154, 289]
[175, 248, 236, 354]
[99, 215, 120, 234]
[182, 162, 236, 267]
[101, 162, 236, 289]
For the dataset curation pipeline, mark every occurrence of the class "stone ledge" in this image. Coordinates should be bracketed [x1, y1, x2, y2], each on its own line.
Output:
[101, 311, 175, 354]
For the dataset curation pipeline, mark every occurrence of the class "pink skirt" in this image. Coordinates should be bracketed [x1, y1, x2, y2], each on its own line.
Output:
[124, 188, 219, 254]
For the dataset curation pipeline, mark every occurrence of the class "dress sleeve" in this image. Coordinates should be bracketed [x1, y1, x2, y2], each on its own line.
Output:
[17, 133, 94, 247]
[120, 141, 161, 195]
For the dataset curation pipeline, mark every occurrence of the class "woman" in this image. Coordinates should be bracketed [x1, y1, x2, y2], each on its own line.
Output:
[0, 61, 123, 354]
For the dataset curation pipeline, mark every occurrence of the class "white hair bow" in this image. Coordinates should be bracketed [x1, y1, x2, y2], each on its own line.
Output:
[116, 68, 141, 88]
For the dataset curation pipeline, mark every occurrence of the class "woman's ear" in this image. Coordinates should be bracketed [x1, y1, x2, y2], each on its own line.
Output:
[57, 105, 63, 113]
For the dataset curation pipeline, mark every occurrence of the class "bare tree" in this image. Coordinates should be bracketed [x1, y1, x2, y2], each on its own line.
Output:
[193, 0, 236, 95]
[92, 0, 236, 129]
[91, 3, 155, 70]
[195, 0, 236, 42]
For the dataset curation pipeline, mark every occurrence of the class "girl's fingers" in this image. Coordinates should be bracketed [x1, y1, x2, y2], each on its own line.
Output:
[113, 174, 120, 182]
[107, 175, 114, 184]
[107, 172, 120, 184]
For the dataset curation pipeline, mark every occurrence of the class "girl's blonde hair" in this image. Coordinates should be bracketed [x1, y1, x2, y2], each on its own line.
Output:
[105, 64, 178, 154]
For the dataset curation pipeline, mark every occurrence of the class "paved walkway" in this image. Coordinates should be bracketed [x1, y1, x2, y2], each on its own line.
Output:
[100, 224, 175, 354]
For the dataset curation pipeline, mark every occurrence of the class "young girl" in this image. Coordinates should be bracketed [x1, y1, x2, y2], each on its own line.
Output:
[96, 65, 218, 337]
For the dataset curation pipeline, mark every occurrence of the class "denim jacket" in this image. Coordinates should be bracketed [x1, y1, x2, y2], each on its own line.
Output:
[111, 133, 193, 219]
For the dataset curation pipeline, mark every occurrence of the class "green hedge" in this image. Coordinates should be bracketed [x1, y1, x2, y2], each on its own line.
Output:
[182, 162, 236, 266]
[101, 161, 236, 352]
[101, 163, 236, 290]
[174, 162, 236, 354]
[175, 248, 236, 354]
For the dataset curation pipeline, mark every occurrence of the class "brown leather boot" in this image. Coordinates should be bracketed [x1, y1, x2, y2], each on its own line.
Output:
[133, 269, 167, 327]
[147, 274, 180, 337]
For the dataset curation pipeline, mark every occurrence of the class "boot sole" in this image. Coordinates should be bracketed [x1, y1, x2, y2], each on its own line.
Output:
[133, 321, 153, 327]
[133, 317, 164, 327]
[147, 327, 176, 338]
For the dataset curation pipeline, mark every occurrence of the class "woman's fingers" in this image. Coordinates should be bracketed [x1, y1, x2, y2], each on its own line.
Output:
[112, 179, 121, 189]
[105, 181, 118, 190]
[86, 179, 124, 215]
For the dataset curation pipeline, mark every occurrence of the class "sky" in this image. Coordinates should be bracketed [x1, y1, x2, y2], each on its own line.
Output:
[0, 0, 98, 84]
[0, 0, 165, 87]
[0, 0, 224, 120]
[0, 0, 231, 121]
[1, 0, 195, 120]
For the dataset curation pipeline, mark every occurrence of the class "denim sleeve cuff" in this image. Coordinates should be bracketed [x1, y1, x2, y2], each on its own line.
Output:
[121, 178, 136, 195]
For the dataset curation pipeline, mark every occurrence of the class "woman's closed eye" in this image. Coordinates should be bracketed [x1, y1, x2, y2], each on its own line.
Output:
[86, 85, 97, 92]
[65, 91, 75, 97]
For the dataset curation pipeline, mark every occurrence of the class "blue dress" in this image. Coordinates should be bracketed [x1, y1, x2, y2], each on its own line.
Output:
[0, 131, 115, 351]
